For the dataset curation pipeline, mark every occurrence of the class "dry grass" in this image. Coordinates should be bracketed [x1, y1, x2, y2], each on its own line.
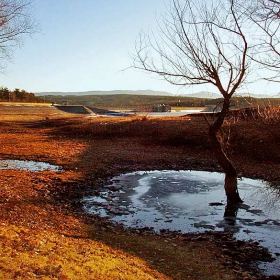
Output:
[257, 105, 280, 123]
[0, 103, 76, 122]
[0, 224, 171, 280]
[0, 105, 279, 279]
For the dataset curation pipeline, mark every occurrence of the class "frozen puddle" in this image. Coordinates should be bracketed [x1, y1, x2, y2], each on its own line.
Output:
[0, 159, 62, 172]
[82, 170, 280, 275]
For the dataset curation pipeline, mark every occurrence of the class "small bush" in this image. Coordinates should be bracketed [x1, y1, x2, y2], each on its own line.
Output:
[256, 105, 280, 124]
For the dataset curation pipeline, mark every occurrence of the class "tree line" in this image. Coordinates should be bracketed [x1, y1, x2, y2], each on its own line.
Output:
[42, 94, 211, 108]
[0, 87, 40, 103]
[42, 93, 280, 109]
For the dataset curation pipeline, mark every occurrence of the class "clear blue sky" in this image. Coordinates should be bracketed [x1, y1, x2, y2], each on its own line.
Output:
[0, 0, 278, 96]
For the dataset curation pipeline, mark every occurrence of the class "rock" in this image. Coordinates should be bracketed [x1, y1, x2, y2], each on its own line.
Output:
[107, 185, 121, 191]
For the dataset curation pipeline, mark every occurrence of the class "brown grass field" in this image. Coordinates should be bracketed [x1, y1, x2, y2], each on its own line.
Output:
[0, 104, 279, 280]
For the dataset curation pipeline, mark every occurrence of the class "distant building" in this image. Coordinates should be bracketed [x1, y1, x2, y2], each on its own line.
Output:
[153, 104, 171, 112]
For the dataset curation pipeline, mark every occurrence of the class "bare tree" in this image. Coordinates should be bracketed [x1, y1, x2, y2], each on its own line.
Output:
[133, 0, 251, 204]
[242, 0, 280, 81]
[0, 0, 35, 69]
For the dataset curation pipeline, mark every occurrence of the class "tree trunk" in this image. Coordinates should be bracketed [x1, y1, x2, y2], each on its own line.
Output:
[209, 98, 243, 204]
[224, 175, 242, 204]
[224, 197, 239, 219]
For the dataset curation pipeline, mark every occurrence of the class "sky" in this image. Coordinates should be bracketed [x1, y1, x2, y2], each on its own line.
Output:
[0, 0, 279, 96]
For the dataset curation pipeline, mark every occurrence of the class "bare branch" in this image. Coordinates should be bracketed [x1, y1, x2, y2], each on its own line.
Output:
[0, 0, 36, 68]
[133, 0, 249, 99]
[240, 0, 280, 81]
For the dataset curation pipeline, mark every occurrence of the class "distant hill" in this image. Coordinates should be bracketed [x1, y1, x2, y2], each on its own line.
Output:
[38, 93, 211, 109]
[182, 91, 279, 99]
[35, 90, 172, 97]
[182, 91, 221, 99]
[36, 89, 279, 99]
[36, 89, 222, 99]
[37, 91, 280, 110]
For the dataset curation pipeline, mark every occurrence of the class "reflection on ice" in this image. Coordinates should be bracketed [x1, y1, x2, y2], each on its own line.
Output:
[82, 170, 280, 275]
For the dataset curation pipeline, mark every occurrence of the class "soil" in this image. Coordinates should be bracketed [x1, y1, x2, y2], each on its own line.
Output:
[0, 107, 279, 280]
